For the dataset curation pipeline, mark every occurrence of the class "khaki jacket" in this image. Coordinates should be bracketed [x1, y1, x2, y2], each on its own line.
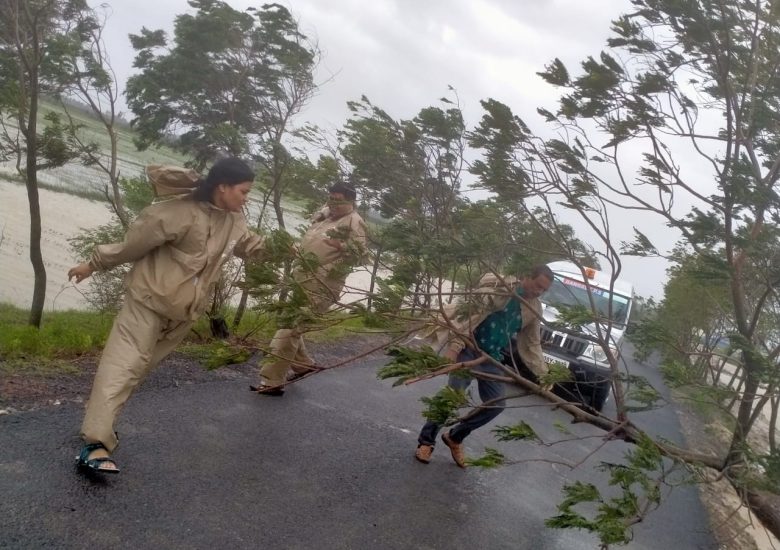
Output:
[296, 207, 367, 297]
[424, 273, 547, 376]
[300, 207, 367, 273]
[90, 196, 266, 321]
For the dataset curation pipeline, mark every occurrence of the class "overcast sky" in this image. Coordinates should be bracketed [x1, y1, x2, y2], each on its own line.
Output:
[100, 0, 677, 299]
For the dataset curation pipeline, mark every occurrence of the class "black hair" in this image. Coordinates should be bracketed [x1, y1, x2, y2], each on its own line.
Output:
[193, 157, 255, 202]
[530, 264, 554, 282]
[328, 181, 357, 201]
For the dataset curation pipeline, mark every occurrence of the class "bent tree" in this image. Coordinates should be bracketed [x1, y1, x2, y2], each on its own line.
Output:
[55, 4, 130, 228]
[535, 0, 780, 474]
[0, 0, 98, 327]
[378, 0, 780, 545]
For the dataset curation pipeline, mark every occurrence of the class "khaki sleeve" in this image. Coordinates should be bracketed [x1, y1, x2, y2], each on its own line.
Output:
[233, 226, 267, 260]
[517, 309, 547, 377]
[89, 202, 187, 271]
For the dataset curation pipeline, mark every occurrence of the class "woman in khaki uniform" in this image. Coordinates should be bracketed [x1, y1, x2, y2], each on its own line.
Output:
[68, 157, 267, 474]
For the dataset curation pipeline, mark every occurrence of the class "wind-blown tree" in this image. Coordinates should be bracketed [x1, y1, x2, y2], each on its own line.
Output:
[378, 1, 780, 542]
[338, 94, 599, 318]
[467, 98, 628, 406]
[53, 4, 129, 227]
[446, 0, 780, 540]
[0, 0, 99, 327]
[341, 95, 467, 310]
[126, 0, 317, 227]
[536, 0, 780, 459]
[630, 251, 732, 371]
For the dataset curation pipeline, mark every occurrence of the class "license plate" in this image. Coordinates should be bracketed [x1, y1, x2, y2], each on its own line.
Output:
[543, 353, 568, 369]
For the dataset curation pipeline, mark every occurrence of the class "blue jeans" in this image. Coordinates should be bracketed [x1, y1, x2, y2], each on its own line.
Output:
[417, 348, 506, 445]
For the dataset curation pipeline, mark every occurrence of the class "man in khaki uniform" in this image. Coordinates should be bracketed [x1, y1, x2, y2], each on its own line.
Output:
[254, 182, 367, 395]
[68, 158, 267, 474]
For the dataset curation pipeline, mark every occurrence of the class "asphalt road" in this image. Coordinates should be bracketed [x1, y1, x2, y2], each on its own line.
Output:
[0, 346, 716, 549]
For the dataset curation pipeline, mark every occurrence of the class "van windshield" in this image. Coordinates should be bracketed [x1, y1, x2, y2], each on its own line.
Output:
[542, 275, 631, 327]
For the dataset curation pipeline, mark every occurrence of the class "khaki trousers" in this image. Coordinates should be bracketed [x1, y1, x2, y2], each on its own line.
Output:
[258, 327, 317, 386]
[258, 275, 343, 387]
[81, 295, 193, 452]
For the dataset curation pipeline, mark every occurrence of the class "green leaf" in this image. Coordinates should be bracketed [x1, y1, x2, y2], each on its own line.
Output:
[466, 447, 506, 468]
[420, 386, 469, 425]
[620, 227, 659, 257]
[377, 346, 449, 386]
[537, 58, 571, 87]
[492, 422, 539, 442]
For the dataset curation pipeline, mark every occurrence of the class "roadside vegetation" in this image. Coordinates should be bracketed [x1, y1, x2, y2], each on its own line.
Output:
[0, 301, 376, 372]
[0, 302, 113, 362]
[3, 0, 780, 547]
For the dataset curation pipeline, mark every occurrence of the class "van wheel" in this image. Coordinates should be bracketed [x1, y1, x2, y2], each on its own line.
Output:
[589, 379, 611, 412]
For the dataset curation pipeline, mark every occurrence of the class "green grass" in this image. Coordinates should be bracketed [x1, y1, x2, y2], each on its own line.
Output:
[304, 314, 376, 342]
[0, 302, 114, 361]
[0, 301, 378, 375]
[181, 310, 378, 369]
[2, 99, 316, 234]
[39, 100, 188, 167]
[189, 308, 376, 345]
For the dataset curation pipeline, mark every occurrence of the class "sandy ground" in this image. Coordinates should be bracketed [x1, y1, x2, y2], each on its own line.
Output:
[0, 179, 115, 311]
[0, 179, 381, 312]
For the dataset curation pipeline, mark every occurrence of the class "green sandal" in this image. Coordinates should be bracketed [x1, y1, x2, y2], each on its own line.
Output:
[77, 443, 120, 474]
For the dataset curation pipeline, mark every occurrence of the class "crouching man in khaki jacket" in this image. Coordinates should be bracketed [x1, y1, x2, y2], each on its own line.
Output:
[68, 157, 268, 474]
[414, 265, 553, 467]
[253, 182, 367, 395]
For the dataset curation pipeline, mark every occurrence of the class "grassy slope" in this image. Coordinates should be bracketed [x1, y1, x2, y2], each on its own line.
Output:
[0, 98, 309, 220]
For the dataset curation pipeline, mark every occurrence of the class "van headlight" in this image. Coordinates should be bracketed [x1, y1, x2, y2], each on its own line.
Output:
[581, 344, 619, 365]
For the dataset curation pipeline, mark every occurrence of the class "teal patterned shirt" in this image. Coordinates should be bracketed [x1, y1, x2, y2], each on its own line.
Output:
[473, 288, 524, 360]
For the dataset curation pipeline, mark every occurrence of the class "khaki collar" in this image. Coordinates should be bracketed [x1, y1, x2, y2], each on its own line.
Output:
[196, 199, 229, 214]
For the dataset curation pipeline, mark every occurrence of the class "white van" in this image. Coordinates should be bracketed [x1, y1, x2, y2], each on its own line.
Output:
[536, 261, 634, 411]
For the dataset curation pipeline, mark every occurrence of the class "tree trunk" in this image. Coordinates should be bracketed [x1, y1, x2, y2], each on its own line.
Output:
[727, 364, 760, 465]
[366, 241, 383, 312]
[769, 393, 779, 453]
[272, 179, 285, 230]
[410, 280, 422, 316]
[745, 489, 780, 542]
[26, 171, 46, 328]
[26, 78, 45, 328]
[232, 264, 250, 329]
[108, 127, 129, 228]
[207, 285, 230, 339]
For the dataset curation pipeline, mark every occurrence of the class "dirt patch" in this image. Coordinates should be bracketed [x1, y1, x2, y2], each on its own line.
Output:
[673, 399, 780, 550]
[0, 333, 391, 413]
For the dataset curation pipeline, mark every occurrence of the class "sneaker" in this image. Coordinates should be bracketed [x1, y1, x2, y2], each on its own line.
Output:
[415, 444, 433, 464]
[441, 431, 466, 468]
[249, 384, 285, 396]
